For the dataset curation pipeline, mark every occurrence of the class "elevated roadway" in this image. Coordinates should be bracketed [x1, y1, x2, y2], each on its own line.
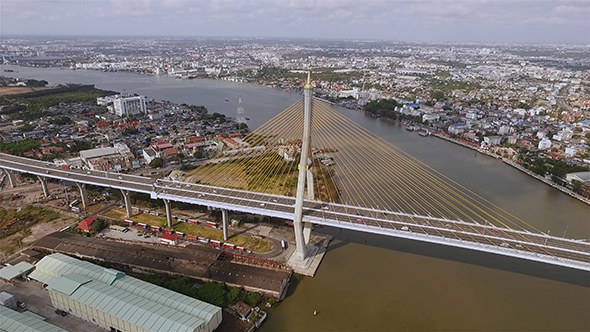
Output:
[0, 153, 589, 272]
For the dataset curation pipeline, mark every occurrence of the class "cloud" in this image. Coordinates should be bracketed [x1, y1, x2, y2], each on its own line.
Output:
[109, 0, 154, 17]
[0, 0, 587, 43]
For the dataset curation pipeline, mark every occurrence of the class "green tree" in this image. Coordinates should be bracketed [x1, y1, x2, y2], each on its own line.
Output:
[364, 99, 399, 119]
[149, 157, 164, 168]
[19, 123, 34, 132]
[197, 282, 227, 307]
[430, 90, 445, 101]
[193, 150, 204, 159]
[243, 292, 264, 307]
[226, 287, 242, 306]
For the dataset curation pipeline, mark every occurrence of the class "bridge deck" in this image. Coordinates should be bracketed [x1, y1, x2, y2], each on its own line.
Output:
[1, 153, 588, 271]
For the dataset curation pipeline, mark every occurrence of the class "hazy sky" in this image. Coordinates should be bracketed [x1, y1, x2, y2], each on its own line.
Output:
[1, 0, 589, 44]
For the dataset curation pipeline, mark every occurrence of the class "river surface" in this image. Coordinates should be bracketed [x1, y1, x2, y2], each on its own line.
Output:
[3, 65, 589, 331]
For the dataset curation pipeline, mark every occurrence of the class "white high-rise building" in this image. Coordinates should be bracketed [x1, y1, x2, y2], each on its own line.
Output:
[538, 137, 552, 150]
[113, 95, 147, 117]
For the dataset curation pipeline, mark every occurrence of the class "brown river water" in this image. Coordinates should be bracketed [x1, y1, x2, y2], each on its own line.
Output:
[2, 65, 589, 331]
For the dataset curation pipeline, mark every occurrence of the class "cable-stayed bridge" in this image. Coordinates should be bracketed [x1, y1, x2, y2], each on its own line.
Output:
[0, 74, 589, 271]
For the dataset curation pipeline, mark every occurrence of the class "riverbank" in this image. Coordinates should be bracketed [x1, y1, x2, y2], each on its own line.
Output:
[432, 133, 590, 206]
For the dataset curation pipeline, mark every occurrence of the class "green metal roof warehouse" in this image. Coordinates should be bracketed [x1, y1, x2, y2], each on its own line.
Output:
[0, 305, 68, 332]
[29, 253, 222, 332]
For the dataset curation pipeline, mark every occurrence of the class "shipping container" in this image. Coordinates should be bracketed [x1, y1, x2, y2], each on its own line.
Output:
[198, 237, 209, 243]
[222, 243, 235, 249]
[210, 240, 221, 246]
[124, 220, 134, 226]
[137, 223, 147, 229]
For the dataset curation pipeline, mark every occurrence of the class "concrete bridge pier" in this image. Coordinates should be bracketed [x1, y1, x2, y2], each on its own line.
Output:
[303, 219, 312, 244]
[2, 168, 18, 188]
[37, 175, 50, 197]
[76, 183, 89, 208]
[304, 163, 314, 245]
[221, 209, 229, 241]
[120, 189, 133, 218]
[163, 199, 172, 228]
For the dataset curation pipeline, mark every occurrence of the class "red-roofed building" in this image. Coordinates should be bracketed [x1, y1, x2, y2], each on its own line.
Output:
[153, 140, 174, 151]
[187, 136, 202, 143]
[76, 217, 96, 232]
[96, 120, 109, 129]
[215, 136, 238, 148]
[160, 234, 178, 245]
[229, 133, 242, 138]
[163, 147, 178, 158]
[222, 137, 238, 148]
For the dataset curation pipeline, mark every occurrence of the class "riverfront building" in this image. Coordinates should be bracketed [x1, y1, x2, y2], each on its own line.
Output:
[97, 94, 147, 117]
[29, 253, 222, 332]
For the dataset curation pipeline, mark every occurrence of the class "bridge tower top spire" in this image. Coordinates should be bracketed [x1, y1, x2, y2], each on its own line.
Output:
[304, 70, 312, 90]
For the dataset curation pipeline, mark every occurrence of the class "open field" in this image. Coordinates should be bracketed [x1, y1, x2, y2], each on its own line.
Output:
[186, 152, 339, 202]
[101, 207, 127, 220]
[84, 202, 107, 214]
[186, 152, 299, 196]
[0, 86, 53, 96]
[131, 213, 168, 226]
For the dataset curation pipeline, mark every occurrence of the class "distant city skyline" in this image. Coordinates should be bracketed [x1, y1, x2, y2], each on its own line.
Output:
[1, 0, 589, 44]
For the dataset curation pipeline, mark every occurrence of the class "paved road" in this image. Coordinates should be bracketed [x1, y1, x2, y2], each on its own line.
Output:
[0, 153, 589, 271]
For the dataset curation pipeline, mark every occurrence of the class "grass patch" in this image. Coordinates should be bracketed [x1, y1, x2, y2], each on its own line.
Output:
[186, 152, 297, 195]
[101, 207, 127, 220]
[102, 208, 168, 227]
[84, 202, 107, 214]
[131, 214, 168, 227]
[187, 151, 339, 202]
[0, 206, 60, 239]
[173, 222, 273, 253]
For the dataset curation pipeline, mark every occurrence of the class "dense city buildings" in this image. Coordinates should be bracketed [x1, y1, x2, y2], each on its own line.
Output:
[1, 37, 588, 197]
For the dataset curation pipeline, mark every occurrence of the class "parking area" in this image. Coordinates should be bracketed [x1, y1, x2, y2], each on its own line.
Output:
[98, 227, 161, 244]
[0, 279, 105, 332]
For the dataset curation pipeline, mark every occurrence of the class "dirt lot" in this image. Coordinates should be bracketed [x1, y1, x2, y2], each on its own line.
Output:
[0, 183, 78, 261]
[0, 86, 53, 96]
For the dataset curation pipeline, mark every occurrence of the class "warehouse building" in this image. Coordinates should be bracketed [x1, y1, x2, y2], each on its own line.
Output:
[29, 253, 222, 332]
[0, 305, 68, 332]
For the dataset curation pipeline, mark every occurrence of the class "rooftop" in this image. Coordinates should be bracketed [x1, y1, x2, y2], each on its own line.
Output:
[0, 261, 34, 281]
[0, 306, 68, 332]
[29, 253, 222, 332]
